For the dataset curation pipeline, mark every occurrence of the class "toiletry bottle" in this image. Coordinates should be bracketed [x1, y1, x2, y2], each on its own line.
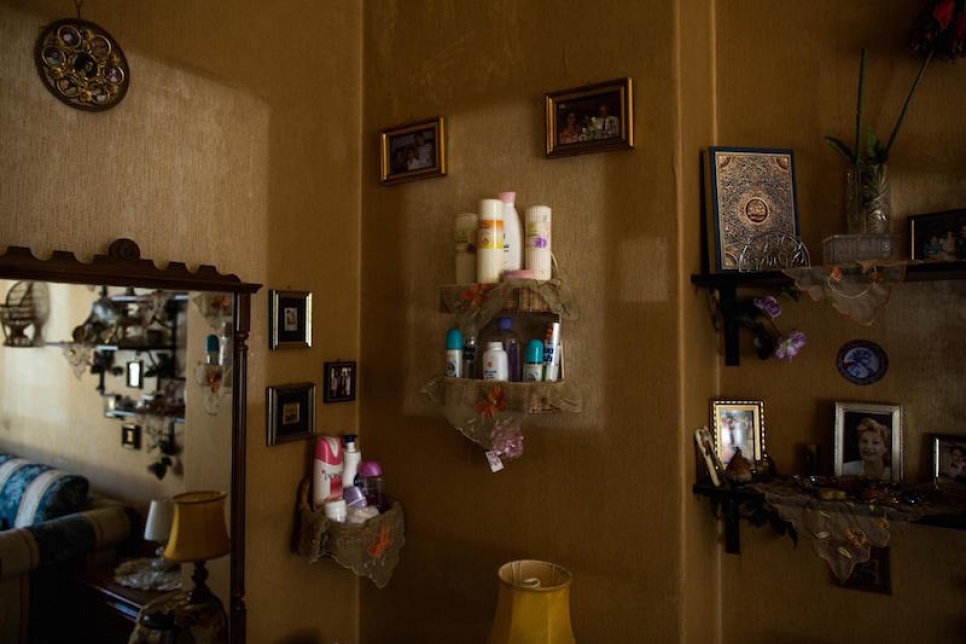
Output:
[342, 434, 362, 495]
[324, 498, 347, 523]
[525, 205, 552, 280]
[218, 321, 232, 366]
[358, 461, 387, 512]
[462, 335, 478, 379]
[523, 339, 545, 381]
[477, 198, 505, 284]
[482, 341, 509, 381]
[446, 328, 463, 377]
[313, 436, 344, 510]
[498, 192, 522, 272]
[454, 212, 478, 284]
[492, 317, 521, 381]
[543, 321, 562, 382]
[205, 335, 219, 365]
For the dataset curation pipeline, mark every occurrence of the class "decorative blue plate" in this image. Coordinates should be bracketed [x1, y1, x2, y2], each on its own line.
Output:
[836, 340, 888, 386]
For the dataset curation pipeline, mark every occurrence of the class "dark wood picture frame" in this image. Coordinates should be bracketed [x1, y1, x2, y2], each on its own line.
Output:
[323, 360, 356, 403]
[266, 382, 316, 445]
[545, 77, 634, 157]
[380, 116, 446, 185]
[833, 401, 903, 484]
[908, 208, 966, 261]
[269, 290, 312, 350]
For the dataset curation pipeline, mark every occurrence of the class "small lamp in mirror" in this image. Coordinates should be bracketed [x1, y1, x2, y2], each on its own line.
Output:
[489, 559, 575, 644]
[144, 498, 176, 570]
[163, 490, 230, 605]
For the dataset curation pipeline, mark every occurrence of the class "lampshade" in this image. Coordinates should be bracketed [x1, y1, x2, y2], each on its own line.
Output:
[143, 498, 174, 543]
[488, 560, 575, 644]
[163, 490, 230, 563]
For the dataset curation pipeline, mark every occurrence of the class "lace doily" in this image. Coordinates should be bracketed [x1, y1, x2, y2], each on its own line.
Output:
[783, 261, 908, 325]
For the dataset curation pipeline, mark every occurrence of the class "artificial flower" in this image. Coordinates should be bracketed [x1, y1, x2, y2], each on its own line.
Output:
[774, 330, 807, 361]
[490, 418, 524, 461]
[474, 385, 506, 420]
[368, 526, 391, 559]
[461, 283, 493, 307]
[754, 296, 781, 320]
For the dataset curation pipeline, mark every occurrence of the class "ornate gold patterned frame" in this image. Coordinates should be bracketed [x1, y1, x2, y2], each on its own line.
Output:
[545, 77, 634, 157]
[710, 399, 765, 468]
[380, 116, 447, 185]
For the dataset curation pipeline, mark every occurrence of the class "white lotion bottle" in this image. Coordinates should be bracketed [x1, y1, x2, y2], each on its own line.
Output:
[525, 205, 552, 280]
[482, 341, 509, 381]
[498, 192, 522, 272]
[477, 199, 505, 284]
[342, 434, 362, 492]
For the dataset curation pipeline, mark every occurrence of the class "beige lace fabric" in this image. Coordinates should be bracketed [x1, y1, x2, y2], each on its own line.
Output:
[783, 261, 908, 326]
[438, 277, 579, 336]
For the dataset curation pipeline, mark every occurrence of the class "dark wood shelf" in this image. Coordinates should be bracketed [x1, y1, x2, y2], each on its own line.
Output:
[691, 260, 966, 366]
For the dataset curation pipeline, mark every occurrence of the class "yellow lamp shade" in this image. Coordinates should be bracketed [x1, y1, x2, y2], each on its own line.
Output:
[163, 490, 230, 563]
[489, 560, 575, 644]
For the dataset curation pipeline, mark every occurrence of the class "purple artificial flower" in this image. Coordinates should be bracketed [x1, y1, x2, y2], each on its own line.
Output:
[491, 419, 525, 460]
[773, 330, 806, 361]
[754, 296, 782, 320]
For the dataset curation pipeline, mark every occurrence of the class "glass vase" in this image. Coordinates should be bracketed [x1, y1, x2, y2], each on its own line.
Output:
[845, 162, 891, 235]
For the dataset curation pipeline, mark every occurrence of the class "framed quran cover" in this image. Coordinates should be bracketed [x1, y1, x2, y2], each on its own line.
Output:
[704, 147, 799, 272]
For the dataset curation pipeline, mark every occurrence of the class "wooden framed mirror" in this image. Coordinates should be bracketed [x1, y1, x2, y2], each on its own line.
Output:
[0, 238, 259, 643]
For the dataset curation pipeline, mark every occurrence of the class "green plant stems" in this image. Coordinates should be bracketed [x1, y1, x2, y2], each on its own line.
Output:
[855, 48, 867, 168]
[884, 48, 934, 158]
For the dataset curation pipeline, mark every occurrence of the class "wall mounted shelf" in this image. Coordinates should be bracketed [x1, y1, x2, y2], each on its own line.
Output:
[691, 260, 966, 366]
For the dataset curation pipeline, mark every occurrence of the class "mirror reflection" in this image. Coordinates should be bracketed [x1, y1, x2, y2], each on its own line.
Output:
[0, 278, 232, 641]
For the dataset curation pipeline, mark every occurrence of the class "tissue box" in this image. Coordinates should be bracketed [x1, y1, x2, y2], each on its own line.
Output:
[823, 234, 899, 265]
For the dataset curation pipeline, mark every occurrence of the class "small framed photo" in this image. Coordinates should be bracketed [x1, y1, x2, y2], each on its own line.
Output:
[121, 423, 141, 450]
[931, 434, 966, 486]
[380, 116, 446, 185]
[545, 77, 634, 157]
[269, 290, 312, 350]
[908, 208, 966, 261]
[704, 147, 799, 271]
[694, 426, 724, 487]
[266, 382, 316, 446]
[323, 360, 356, 403]
[710, 400, 765, 468]
[834, 402, 902, 484]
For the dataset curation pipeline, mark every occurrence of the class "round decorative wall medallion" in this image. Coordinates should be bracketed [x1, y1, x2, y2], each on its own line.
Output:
[836, 340, 888, 386]
[34, 19, 129, 111]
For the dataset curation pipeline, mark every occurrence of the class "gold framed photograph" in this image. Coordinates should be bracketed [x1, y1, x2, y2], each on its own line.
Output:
[833, 401, 902, 484]
[710, 400, 765, 468]
[380, 116, 446, 185]
[545, 77, 634, 157]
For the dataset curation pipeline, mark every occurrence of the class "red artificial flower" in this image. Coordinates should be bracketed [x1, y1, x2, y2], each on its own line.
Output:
[938, 5, 966, 60]
[911, 0, 957, 54]
[461, 283, 493, 307]
[368, 526, 391, 559]
[474, 385, 506, 421]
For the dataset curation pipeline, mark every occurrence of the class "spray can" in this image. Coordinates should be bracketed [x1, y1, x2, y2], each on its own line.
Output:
[543, 322, 562, 382]
[313, 436, 344, 510]
[525, 205, 552, 280]
[462, 335, 478, 379]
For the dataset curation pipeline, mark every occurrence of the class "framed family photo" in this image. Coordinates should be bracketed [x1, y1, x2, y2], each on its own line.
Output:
[380, 116, 446, 185]
[704, 147, 799, 272]
[931, 433, 966, 487]
[834, 402, 902, 484]
[908, 208, 966, 261]
[266, 382, 316, 446]
[269, 290, 312, 350]
[710, 400, 765, 468]
[323, 360, 356, 403]
[545, 77, 634, 157]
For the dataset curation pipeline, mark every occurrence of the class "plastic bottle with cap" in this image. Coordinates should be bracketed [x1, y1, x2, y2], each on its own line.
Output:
[342, 434, 362, 495]
[446, 328, 463, 377]
[477, 198, 505, 284]
[525, 205, 552, 280]
[205, 334, 220, 365]
[498, 191, 522, 272]
[312, 436, 343, 510]
[358, 460, 387, 512]
[523, 339, 545, 381]
[481, 341, 509, 382]
[491, 317, 520, 381]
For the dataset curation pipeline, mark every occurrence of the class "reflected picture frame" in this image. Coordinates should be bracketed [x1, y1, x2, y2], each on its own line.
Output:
[266, 382, 316, 446]
[269, 290, 312, 350]
[710, 400, 765, 468]
[323, 360, 356, 403]
[833, 402, 903, 484]
[380, 116, 446, 185]
[545, 77, 634, 157]
[908, 208, 966, 261]
[930, 433, 966, 488]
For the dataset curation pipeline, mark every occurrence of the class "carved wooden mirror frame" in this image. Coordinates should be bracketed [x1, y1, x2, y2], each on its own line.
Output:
[0, 238, 260, 643]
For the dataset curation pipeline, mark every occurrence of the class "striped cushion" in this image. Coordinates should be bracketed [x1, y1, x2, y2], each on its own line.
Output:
[0, 454, 89, 529]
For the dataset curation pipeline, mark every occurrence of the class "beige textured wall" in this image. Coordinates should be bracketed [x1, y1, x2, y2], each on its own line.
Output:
[0, 1, 363, 642]
[361, 1, 686, 641]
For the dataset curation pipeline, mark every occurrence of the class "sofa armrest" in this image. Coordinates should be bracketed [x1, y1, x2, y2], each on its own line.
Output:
[0, 500, 134, 580]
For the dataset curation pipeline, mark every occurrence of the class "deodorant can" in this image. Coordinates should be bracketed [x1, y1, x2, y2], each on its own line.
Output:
[525, 205, 552, 280]
[313, 436, 344, 510]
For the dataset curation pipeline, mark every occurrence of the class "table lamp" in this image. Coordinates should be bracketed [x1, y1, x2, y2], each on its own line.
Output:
[144, 498, 174, 568]
[163, 490, 230, 604]
[488, 559, 575, 644]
